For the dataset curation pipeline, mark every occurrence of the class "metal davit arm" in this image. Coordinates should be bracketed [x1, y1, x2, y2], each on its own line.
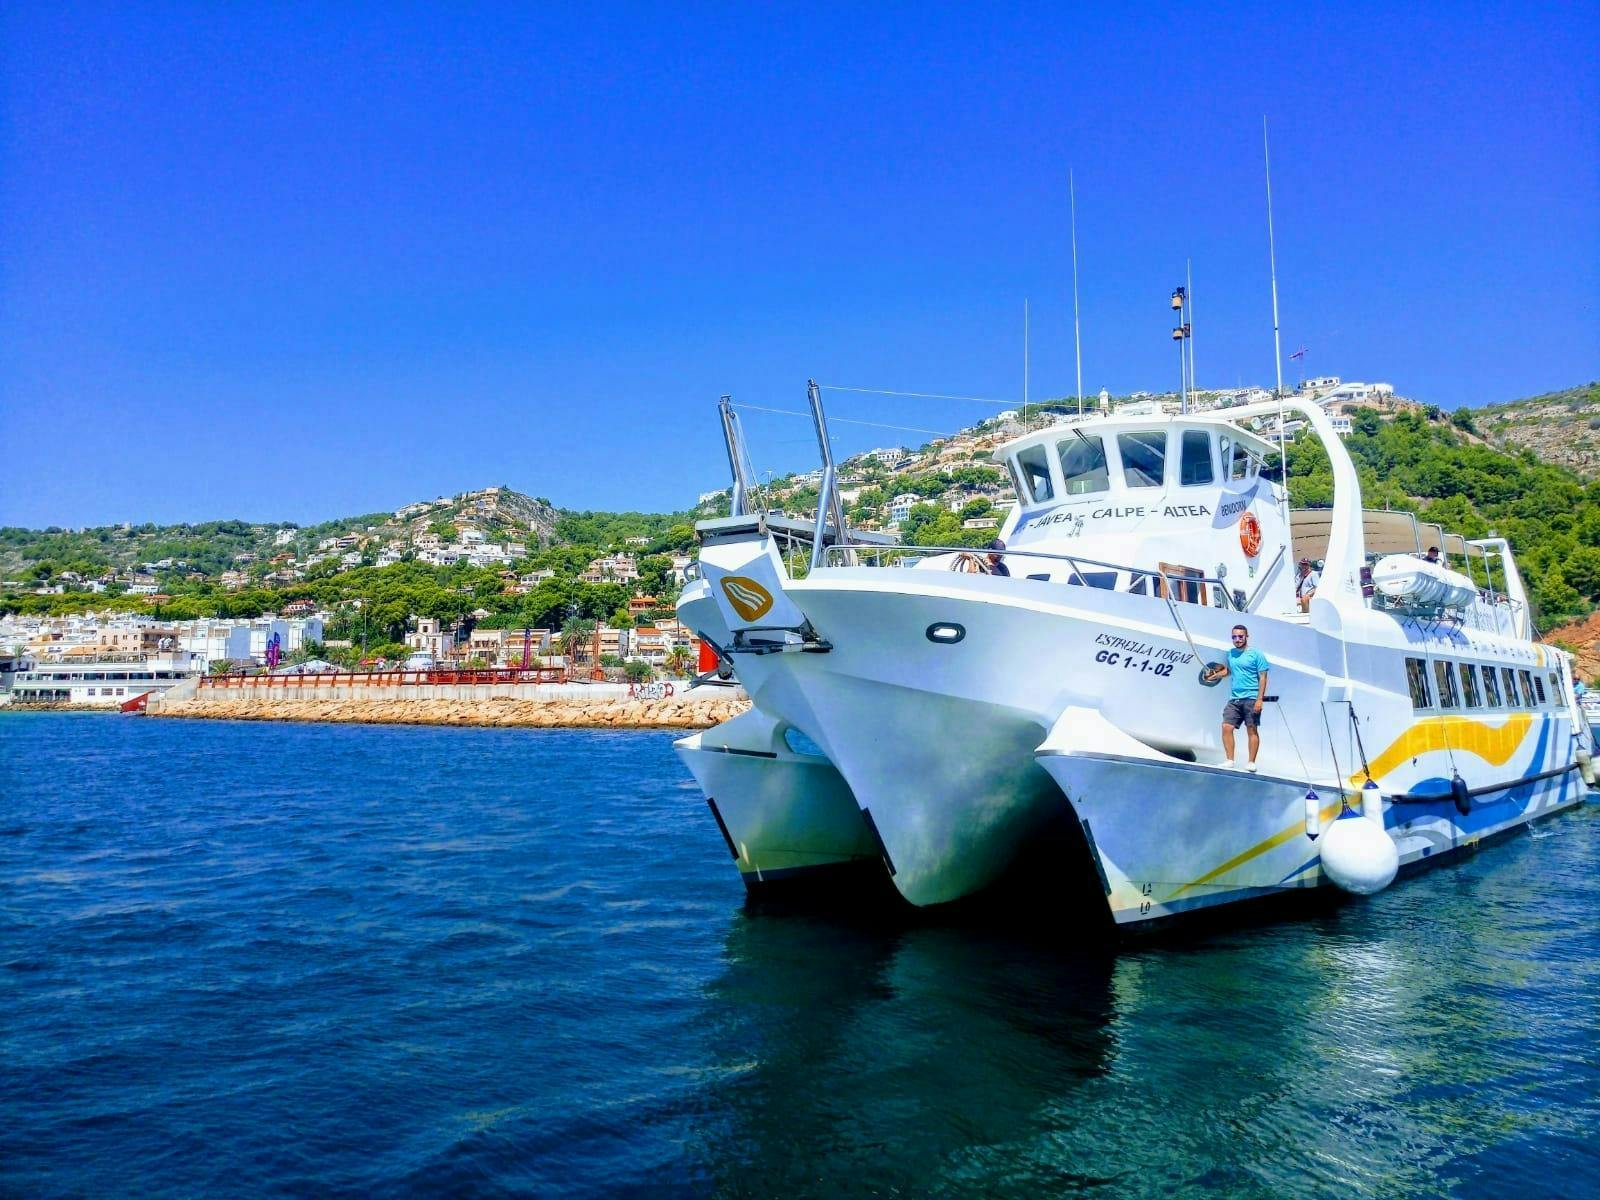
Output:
[807, 380, 855, 572]
[1221, 396, 1367, 600]
[719, 395, 761, 519]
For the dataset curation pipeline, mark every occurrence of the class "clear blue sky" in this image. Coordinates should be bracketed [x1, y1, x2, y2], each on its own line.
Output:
[3, 3, 1597, 528]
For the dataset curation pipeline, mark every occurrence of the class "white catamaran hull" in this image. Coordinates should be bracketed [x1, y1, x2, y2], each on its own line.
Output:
[674, 707, 882, 890]
[1037, 713, 1586, 926]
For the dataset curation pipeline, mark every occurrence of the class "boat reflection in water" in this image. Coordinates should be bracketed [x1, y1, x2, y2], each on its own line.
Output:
[677, 843, 1599, 1199]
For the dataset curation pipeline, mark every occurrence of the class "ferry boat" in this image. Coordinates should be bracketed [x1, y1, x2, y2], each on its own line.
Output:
[10, 645, 202, 707]
[675, 386, 1593, 929]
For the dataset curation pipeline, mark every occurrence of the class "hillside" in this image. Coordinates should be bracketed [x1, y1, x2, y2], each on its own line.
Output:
[0, 487, 574, 584]
[1462, 382, 1600, 480]
[4, 387, 1598, 645]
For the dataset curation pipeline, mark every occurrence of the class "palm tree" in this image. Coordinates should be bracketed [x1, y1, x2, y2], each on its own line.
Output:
[664, 644, 694, 679]
[559, 617, 595, 664]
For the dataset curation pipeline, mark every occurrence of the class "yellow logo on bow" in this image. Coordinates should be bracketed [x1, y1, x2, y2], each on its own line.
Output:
[720, 575, 775, 622]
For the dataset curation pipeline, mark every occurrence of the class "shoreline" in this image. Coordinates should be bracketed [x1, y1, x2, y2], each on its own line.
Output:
[143, 692, 751, 730]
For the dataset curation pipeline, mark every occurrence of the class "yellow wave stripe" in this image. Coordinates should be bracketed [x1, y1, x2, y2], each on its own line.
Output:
[1169, 713, 1540, 901]
[1166, 798, 1345, 900]
[1355, 713, 1535, 787]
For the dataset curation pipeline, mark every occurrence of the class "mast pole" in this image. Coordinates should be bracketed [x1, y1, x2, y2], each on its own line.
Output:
[1264, 117, 1285, 401]
[1264, 116, 1289, 520]
[1186, 258, 1196, 402]
[1071, 169, 1083, 415]
[1023, 298, 1030, 425]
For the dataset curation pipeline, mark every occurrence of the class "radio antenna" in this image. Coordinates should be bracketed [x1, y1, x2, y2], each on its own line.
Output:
[1071, 169, 1083, 415]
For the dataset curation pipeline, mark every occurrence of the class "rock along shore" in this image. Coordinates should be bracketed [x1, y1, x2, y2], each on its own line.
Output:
[147, 691, 751, 730]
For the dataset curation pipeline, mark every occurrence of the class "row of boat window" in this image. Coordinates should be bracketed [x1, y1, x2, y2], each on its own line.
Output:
[17, 671, 177, 681]
[1404, 656, 1558, 712]
[1011, 428, 1259, 505]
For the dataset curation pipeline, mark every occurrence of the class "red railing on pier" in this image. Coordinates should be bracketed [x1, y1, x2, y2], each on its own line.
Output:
[198, 666, 570, 690]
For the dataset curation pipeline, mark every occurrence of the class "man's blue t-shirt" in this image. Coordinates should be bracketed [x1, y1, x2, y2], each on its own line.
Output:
[1226, 647, 1270, 700]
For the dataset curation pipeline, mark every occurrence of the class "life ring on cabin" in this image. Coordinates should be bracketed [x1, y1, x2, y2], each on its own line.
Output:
[1238, 512, 1263, 559]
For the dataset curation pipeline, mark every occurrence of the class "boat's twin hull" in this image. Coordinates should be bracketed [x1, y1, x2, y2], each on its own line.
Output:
[680, 560, 1589, 925]
[674, 707, 884, 893]
[1039, 751, 1586, 925]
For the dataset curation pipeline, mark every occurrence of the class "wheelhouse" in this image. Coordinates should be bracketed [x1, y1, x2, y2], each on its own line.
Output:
[998, 415, 1276, 510]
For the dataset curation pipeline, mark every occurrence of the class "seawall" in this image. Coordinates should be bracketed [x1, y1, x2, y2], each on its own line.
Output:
[147, 687, 750, 730]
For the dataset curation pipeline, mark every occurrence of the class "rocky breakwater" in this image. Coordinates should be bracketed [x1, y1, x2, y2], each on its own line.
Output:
[149, 689, 751, 730]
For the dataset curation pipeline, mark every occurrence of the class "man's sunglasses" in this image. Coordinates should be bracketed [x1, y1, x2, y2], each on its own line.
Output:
[1231, 634, 1248, 641]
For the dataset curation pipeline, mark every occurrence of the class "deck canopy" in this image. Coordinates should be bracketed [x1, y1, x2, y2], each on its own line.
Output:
[1290, 508, 1424, 565]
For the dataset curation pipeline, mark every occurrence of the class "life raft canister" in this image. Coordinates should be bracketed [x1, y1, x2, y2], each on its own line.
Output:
[1238, 512, 1263, 558]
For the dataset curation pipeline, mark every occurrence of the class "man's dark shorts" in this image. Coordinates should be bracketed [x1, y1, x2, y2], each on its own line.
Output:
[1222, 698, 1261, 728]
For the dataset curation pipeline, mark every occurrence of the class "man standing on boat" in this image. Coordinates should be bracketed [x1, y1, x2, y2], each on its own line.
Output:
[1295, 557, 1320, 613]
[1203, 625, 1270, 772]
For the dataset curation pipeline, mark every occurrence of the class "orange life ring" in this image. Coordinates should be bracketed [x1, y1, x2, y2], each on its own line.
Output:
[1238, 512, 1262, 559]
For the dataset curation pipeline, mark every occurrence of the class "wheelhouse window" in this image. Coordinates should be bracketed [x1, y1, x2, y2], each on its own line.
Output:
[1066, 570, 1118, 589]
[1482, 664, 1502, 707]
[1519, 669, 1537, 708]
[1229, 441, 1253, 482]
[1179, 430, 1214, 486]
[1434, 660, 1459, 708]
[1118, 431, 1168, 488]
[1459, 663, 1481, 707]
[1056, 434, 1110, 495]
[1015, 444, 1055, 503]
[1405, 657, 1431, 709]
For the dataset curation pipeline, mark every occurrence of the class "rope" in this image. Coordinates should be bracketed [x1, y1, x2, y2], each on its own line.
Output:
[1272, 698, 1315, 792]
[1345, 701, 1374, 782]
[1319, 702, 1353, 813]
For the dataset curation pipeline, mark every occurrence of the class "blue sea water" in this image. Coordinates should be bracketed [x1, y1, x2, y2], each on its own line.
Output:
[2, 713, 1598, 1199]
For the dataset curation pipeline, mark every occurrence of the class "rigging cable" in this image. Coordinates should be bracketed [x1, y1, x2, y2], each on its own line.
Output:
[816, 384, 1019, 408]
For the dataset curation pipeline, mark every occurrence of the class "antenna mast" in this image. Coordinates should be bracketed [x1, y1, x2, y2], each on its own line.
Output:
[1263, 116, 1290, 522]
[1264, 117, 1285, 401]
[1070, 169, 1083, 414]
[1023, 298, 1030, 424]
[1186, 258, 1196, 400]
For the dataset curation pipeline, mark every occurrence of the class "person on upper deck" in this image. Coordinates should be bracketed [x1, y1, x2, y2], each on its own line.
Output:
[1295, 558, 1320, 613]
[1423, 546, 1441, 564]
[985, 538, 1010, 577]
[1202, 624, 1270, 772]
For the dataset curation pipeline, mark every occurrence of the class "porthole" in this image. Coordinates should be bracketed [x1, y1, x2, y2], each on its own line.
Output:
[926, 623, 966, 644]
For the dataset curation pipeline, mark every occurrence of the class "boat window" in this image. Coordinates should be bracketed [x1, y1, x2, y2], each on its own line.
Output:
[1128, 574, 1149, 596]
[1056, 434, 1110, 495]
[1405, 658, 1431, 708]
[1519, 669, 1537, 708]
[1229, 440, 1253, 481]
[1004, 458, 1027, 506]
[1459, 663, 1481, 707]
[1065, 570, 1117, 589]
[1532, 672, 1546, 706]
[1118, 431, 1168, 488]
[1015, 444, 1055, 503]
[1434, 660, 1459, 708]
[1179, 430, 1214, 485]
[1482, 664, 1502, 706]
[1549, 671, 1562, 702]
[1159, 562, 1207, 606]
[1502, 666, 1521, 707]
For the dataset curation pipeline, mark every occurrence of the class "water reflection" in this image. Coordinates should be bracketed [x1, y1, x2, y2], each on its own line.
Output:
[688, 911, 1119, 1196]
[679, 809, 1600, 1198]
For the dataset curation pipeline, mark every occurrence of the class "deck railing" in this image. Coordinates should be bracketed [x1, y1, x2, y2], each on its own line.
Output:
[199, 666, 570, 690]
